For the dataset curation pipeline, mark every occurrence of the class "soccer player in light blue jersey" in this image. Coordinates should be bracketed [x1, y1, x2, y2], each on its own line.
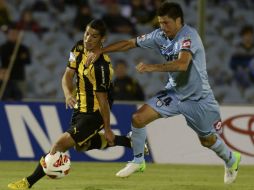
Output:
[88, 2, 241, 184]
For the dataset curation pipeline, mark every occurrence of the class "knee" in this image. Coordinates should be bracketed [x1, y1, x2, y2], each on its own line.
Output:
[132, 113, 145, 128]
[52, 141, 67, 152]
[52, 133, 74, 152]
[199, 134, 217, 148]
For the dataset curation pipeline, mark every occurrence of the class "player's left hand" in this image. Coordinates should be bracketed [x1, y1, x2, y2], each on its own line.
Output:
[104, 129, 115, 146]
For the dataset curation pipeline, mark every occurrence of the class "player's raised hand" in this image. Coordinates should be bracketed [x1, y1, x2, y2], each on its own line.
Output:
[65, 95, 76, 109]
[86, 49, 102, 66]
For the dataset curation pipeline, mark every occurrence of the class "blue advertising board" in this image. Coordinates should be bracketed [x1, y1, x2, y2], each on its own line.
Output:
[0, 101, 152, 162]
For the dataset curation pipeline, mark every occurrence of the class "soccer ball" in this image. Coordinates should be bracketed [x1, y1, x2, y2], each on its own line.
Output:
[42, 152, 71, 179]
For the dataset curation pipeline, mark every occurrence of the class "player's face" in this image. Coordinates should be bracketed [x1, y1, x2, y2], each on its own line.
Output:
[158, 16, 181, 38]
[83, 26, 103, 51]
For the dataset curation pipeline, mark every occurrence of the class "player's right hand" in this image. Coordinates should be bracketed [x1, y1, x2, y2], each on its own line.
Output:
[65, 95, 76, 109]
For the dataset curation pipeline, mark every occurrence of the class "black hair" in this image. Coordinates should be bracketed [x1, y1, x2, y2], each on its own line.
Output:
[87, 19, 107, 37]
[157, 2, 184, 25]
[240, 25, 253, 36]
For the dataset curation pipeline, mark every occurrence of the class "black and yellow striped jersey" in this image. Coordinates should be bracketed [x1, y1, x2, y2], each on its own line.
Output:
[68, 40, 114, 113]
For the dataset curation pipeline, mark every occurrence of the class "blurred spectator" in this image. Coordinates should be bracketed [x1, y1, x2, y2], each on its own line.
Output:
[31, 0, 48, 12]
[0, 25, 31, 100]
[0, 0, 11, 27]
[16, 8, 45, 36]
[113, 59, 144, 101]
[233, 25, 254, 56]
[229, 25, 254, 90]
[149, 0, 163, 28]
[51, 0, 65, 12]
[73, 3, 93, 32]
[130, 0, 153, 24]
[102, 2, 136, 35]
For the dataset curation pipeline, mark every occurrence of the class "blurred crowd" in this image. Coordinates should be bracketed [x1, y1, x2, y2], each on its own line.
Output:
[0, 0, 253, 104]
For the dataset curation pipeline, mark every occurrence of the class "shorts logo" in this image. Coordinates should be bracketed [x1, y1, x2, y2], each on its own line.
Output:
[213, 120, 222, 134]
[156, 100, 163, 107]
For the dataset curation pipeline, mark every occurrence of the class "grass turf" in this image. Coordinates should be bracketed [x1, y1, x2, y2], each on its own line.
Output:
[1, 161, 253, 190]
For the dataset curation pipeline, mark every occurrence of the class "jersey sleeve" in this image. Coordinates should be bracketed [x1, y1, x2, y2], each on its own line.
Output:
[91, 55, 112, 92]
[179, 32, 199, 55]
[136, 29, 159, 49]
[67, 41, 83, 69]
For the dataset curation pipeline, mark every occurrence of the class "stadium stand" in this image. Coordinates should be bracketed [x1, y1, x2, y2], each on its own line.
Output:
[0, 0, 253, 103]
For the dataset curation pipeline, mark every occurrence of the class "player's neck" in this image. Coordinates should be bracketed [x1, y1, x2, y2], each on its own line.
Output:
[86, 46, 101, 53]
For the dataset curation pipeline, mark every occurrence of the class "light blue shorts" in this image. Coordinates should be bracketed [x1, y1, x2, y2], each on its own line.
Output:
[146, 90, 221, 137]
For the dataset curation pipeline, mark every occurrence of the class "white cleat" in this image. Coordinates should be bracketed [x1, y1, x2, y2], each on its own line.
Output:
[116, 161, 146, 178]
[224, 152, 241, 184]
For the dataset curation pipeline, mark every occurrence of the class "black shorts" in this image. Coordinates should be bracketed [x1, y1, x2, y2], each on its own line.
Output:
[67, 109, 104, 146]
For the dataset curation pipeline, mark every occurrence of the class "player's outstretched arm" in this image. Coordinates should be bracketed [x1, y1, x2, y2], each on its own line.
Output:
[86, 39, 137, 66]
[102, 38, 137, 53]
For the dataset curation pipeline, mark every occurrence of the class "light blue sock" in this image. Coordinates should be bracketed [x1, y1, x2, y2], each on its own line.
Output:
[210, 137, 235, 167]
[131, 125, 146, 164]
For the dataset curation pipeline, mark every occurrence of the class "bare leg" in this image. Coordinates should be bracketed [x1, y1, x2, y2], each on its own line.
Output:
[50, 132, 75, 154]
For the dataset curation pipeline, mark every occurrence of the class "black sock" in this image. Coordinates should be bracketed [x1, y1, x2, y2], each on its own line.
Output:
[87, 133, 103, 150]
[26, 156, 46, 188]
[114, 135, 131, 148]
[87, 134, 131, 150]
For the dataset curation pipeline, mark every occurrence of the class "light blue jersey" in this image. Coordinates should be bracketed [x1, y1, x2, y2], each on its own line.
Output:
[136, 25, 212, 101]
[136, 25, 221, 136]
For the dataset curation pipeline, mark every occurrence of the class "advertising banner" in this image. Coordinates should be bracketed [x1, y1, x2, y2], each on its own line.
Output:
[147, 106, 254, 165]
[0, 102, 253, 164]
[0, 102, 153, 162]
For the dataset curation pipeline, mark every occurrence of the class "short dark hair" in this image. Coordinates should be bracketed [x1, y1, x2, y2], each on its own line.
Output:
[240, 25, 253, 36]
[88, 19, 107, 37]
[157, 2, 184, 25]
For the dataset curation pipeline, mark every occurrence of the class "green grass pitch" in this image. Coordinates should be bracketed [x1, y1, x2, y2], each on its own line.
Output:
[1, 161, 253, 190]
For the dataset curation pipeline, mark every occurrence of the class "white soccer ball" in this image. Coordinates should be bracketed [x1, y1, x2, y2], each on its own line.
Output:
[42, 152, 71, 179]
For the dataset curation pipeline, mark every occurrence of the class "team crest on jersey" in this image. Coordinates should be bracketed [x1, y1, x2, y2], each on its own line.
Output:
[83, 69, 88, 75]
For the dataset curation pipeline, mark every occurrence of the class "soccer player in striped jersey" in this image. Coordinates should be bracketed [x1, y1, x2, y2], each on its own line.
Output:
[7, 19, 142, 189]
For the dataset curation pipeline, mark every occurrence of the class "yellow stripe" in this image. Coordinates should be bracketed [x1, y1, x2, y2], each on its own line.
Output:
[77, 124, 104, 146]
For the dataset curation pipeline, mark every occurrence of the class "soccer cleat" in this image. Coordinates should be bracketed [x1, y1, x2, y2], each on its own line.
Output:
[116, 161, 146, 178]
[126, 131, 150, 155]
[224, 152, 241, 184]
[7, 178, 30, 190]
